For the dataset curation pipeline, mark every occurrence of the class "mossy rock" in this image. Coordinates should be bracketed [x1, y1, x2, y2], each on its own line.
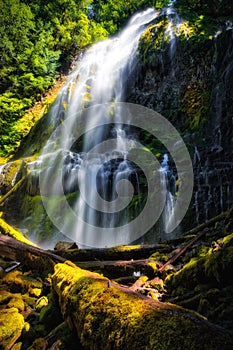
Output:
[0, 308, 25, 349]
[7, 293, 25, 312]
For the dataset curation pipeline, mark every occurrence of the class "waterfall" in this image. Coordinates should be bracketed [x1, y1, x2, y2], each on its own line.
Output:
[24, 6, 187, 248]
[165, 6, 181, 57]
[160, 154, 178, 239]
[34, 8, 161, 248]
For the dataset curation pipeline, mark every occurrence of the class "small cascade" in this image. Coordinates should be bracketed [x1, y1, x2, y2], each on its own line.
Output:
[192, 143, 233, 225]
[164, 0, 181, 76]
[160, 154, 178, 239]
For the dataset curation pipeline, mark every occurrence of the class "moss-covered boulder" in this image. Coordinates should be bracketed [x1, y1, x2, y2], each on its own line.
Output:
[51, 261, 233, 350]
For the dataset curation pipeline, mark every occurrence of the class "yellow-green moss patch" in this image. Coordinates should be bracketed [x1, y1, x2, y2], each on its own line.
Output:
[0, 217, 35, 246]
[0, 308, 25, 349]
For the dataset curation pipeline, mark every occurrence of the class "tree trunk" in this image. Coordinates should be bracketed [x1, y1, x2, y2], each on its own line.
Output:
[52, 243, 171, 262]
[51, 261, 233, 350]
[0, 235, 65, 272]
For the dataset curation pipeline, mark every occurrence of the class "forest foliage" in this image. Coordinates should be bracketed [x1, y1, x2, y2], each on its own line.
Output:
[0, 0, 161, 158]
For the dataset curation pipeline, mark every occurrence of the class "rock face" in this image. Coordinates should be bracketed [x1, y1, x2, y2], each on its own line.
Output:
[126, 6, 233, 229]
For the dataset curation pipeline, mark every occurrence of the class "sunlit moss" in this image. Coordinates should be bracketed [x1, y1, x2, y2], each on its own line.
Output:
[0, 217, 35, 246]
[0, 159, 22, 191]
[0, 308, 25, 349]
[1, 77, 66, 161]
[51, 261, 233, 349]
[7, 294, 25, 312]
[2, 270, 42, 294]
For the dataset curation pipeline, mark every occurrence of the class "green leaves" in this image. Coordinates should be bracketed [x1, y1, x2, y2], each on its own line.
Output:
[0, 0, 161, 158]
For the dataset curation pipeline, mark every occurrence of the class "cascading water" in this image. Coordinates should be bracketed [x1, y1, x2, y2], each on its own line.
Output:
[23, 7, 183, 248]
[160, 154, 178, 238]
[165, 4, 181, 57]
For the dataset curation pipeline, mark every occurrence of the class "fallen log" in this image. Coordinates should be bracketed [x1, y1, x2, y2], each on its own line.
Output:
[75, 259, 159, 279]
[51, 261, 233, 350]
[0, 217, 35, 245]
[0, 235, 65, 272]
[52, 243, 171, 262]
[75, 258, 158, 269]
[0, 233, 159, 279]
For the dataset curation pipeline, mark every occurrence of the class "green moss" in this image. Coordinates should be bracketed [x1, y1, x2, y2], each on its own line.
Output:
[0, 160, 22, 191]
[0, 217, 35, 245]
[149, 251, 169, 263]
[11, 343, 23, 350]
[51, 262, 233, 349]
[165, 226, 233, 323]
[7, 293, 25, 312]
[2, 270, 43, 294]
[0, 308, 25, 349]
[221, 232, 233, 246]
[181, 82, 211, 131]
[0, 290, 12, 305]
[35, 296, 48, 311]
[22, 293, 37, 308]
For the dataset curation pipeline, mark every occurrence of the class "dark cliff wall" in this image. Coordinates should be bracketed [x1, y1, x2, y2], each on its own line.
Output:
[126, 11, 233, 229]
